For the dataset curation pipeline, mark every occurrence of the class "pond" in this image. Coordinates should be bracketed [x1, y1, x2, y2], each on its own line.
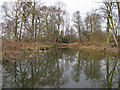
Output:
[2, 48, 120, 88]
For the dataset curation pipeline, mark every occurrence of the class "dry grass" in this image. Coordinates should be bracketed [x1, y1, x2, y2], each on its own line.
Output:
[2, 40, 48, 61]
[2, 40, 119, 61]
[3, 41, 44, 51]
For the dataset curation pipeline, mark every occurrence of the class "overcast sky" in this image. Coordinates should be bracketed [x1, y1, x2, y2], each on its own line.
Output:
[0, 0, 103, 17]
[44, 0, 102, 15]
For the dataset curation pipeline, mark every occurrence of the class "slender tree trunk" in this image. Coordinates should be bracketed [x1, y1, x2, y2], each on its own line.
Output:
[109, 2, 118, 47]
[31, 15, 34, 42]
[105, 2, 119, 47]
[110, 16, 119, 47]
[90, 17, 93, 42]
[56, 12, 61, 45]
[44, 25, 46, 43]
[31, 2, 35, 42]
[19, 14, 23, 42]
[14, 14, 18, 41]
[107, 15, 110, 44]
[14, 3, 18, 41]
[78, 19, 81, 43]
[108, 2, 118, 47]
[93, 16, 96, 32]
[54, 24, 56, 45]
[38, 18, 41, 42]
[78, 28, 81, 43]
[34, 17, 37, 42]
[45, 15, 49, 42]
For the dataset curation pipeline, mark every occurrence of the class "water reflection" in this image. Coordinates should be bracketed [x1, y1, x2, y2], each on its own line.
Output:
[2, 48, 119, 88]
[118, 57, 120, 88]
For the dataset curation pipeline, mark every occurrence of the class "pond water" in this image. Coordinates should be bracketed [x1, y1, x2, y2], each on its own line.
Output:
[2, 48, 120, 88]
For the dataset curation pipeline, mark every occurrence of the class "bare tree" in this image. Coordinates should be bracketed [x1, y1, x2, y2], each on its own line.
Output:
[73, 11, 82, 43]
[104, 1, 118, 46]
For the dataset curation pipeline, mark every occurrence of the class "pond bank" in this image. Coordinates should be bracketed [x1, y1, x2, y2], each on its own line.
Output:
[66, 43, 119, 56]
[2, 42, 119, 63]
[2, 42, 70, 63]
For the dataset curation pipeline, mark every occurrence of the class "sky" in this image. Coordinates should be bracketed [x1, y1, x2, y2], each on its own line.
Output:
[43, 0, 102, 15]
[42, 0, 103, 20]
[0, 0, 103, 17]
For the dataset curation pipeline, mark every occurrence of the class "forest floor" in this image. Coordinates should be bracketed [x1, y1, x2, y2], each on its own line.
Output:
[2, 41, 119, 63]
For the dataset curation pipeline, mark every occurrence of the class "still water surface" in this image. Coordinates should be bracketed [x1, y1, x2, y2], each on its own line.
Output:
[2, 48, 120, 88]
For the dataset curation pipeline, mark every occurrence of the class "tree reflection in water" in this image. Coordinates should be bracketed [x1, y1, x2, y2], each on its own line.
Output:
[2, 48, 119, 88]
[118, 57, 120, 88]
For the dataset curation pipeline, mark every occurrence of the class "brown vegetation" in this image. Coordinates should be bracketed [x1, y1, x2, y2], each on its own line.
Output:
[2, 40, 52, 61]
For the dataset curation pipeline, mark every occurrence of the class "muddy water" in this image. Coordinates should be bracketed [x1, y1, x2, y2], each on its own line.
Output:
[2, 48, 120, 88]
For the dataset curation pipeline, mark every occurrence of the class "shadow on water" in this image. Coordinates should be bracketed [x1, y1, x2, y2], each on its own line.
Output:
[2, 48, 119, 88]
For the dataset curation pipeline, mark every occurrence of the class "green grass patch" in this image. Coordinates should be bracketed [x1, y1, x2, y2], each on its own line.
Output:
[18, 48, 24, 51]
[39, 45, 54, 50]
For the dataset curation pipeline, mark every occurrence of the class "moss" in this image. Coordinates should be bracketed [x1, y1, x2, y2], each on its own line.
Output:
[18, 48, 24, 51]
[100, 50, 104, 53]
[39, 45, 54, 51]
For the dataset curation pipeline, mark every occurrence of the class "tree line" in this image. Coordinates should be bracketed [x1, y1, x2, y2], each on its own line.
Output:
[1, 0, 120, 46]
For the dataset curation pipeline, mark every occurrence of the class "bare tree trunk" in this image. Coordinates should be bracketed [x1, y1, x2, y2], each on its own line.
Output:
[45, 15, 49, 43]
[31, 16, 34, 42]
[90, 16, 93, 42]
[14, 2, 18, 41]
[38, 18, 41, 42]
[19, 14, 23, 42]
[78, 27, 81, 43]
[34, 17, 37, 42]
[54, 24, 56, 45]
[78, 19, 81, 43]
[110, 16, 119, 47]
[44, 25, 46, 43]
[107, 15, 110, 44]
[31, 2, 35, 42]
[105, 2, 118, 47]
[14, 14, 18, 41]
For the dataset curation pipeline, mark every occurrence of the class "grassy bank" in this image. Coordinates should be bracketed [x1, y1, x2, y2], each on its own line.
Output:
[2, 41, 119, 63]
[2, 41, 61, 62]
[66, 43, 119, 56]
